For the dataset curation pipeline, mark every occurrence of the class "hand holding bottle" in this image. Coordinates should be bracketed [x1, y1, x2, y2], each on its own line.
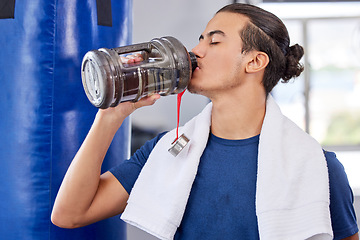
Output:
[96, 53, 161, 130]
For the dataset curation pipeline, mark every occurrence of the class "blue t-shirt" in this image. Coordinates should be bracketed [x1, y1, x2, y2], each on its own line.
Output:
[110, 132, 358, 240]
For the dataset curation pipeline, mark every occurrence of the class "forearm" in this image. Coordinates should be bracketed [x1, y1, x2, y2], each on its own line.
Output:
[52, 111, 125, 226]
[51, 95, 160, 228]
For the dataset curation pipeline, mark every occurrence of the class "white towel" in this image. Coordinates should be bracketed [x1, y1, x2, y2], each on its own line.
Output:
[121, 95, 333, 240]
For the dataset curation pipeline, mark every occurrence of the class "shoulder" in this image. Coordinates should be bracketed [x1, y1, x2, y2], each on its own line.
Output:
[324, 150, 351, 198]
[108, 131, 168, 194]
[324, 150, 359, 239]
[132, 131, 168, 165]
[324, 150, 353, 192]
[324, 150, 344, 171]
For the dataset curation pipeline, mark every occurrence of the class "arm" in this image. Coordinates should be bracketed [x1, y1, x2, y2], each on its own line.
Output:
[51, 94, 160, 229]
[342, 232, 359, 240]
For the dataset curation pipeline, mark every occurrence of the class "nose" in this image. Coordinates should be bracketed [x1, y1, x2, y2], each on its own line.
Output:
[191, 42, 205, 59]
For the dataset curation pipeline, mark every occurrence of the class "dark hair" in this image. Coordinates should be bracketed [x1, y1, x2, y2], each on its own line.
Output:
[217, 3, 304, 94]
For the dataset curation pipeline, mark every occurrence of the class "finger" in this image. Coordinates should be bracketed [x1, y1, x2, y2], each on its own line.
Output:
[134, 94, 161, 109]
[120, 56, 131, 64]
[133, 53, 143, 61]
[127, 58, 135, 63]
[133, 56, 143, 62]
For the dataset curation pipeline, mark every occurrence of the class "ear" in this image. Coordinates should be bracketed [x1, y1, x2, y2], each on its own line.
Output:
[245, 51, 269, 73]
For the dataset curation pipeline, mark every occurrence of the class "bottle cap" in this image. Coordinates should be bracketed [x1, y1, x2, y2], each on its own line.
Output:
[168, 134, 190, 157]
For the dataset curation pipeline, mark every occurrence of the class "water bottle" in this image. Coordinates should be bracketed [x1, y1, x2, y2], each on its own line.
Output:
[81, 36, 197, 109]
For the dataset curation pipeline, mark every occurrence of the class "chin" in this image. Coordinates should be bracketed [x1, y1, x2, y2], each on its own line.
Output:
[187, 76, 203, 92]
[186, 87, 197, 95]
[187, 84, 210, 98]
[187, 82, 200, 94]
[187, 75, 215, 97]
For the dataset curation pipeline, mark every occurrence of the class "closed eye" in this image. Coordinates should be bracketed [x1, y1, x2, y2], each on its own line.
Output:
[198, 30, 226, 43]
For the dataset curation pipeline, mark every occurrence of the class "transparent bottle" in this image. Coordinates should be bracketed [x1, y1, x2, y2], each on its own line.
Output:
[81, 36, 197, 109]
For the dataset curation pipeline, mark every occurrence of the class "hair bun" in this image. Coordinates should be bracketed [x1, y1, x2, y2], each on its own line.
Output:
[282, 44, 304, 82]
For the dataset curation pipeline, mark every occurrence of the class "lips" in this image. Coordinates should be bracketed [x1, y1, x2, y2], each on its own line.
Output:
[195, 62, 201, 70]
[192, 60, 201, 75]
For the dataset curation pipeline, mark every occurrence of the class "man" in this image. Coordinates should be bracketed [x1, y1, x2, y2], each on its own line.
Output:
[52, 3, 358, 240]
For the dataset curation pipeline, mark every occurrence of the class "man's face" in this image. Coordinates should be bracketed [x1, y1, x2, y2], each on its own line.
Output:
[188, 12, 250, 98]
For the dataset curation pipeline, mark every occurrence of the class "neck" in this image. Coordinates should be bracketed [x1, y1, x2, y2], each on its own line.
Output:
[210, 88, 267, 140]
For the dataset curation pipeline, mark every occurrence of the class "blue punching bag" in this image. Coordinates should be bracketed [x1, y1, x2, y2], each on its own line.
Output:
[0, 0, 131, 239]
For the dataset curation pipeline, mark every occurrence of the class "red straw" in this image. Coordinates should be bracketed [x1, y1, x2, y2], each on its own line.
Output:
[175, 90, 186, 142]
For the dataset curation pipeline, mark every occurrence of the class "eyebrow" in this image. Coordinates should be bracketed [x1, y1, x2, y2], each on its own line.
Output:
[198, 30, 226, 41]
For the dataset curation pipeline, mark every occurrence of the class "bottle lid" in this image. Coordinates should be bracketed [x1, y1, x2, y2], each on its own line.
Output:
[168, 134, 190, 157]
[189, 52, 197, 72]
